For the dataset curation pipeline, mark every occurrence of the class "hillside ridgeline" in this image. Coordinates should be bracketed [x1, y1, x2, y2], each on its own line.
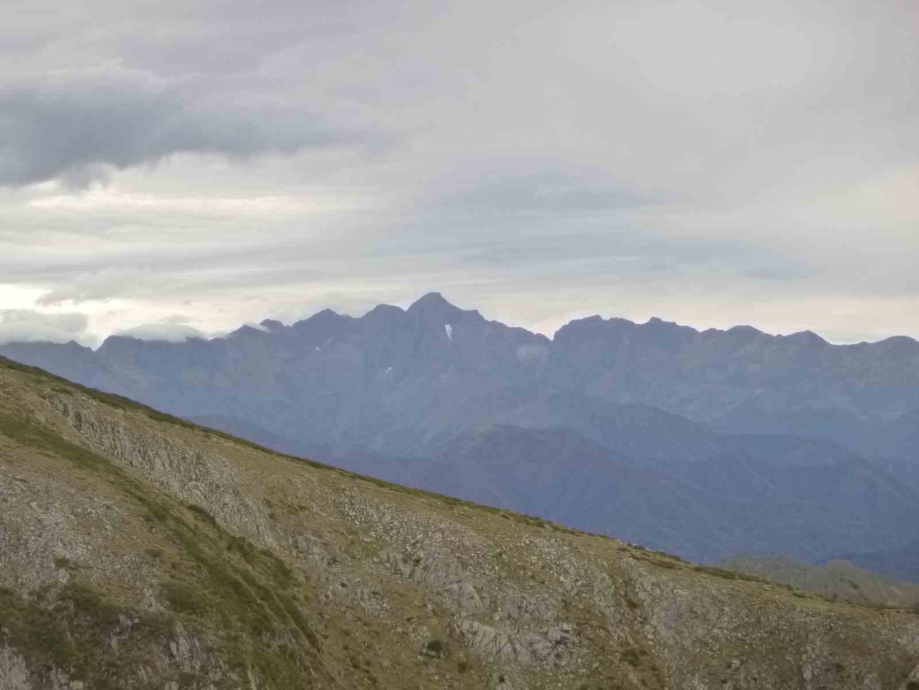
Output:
[1, 357, 919, 689]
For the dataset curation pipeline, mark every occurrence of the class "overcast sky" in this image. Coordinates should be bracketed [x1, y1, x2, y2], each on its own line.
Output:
[1, 0, 917, 347]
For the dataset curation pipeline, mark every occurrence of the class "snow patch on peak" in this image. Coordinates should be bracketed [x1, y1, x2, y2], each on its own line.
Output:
[445, 324, 453, 341]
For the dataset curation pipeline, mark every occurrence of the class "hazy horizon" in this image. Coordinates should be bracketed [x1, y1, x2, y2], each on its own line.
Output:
[3, 291, 915, 349]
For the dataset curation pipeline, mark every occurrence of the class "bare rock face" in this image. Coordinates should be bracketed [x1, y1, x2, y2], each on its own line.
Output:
[47, 394, 279, 551]
[0, 646, 32, 690]
[1, 358, 919, 689]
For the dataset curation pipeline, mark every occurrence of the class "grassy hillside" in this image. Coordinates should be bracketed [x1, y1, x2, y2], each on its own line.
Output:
[1, 356, 919, 689]
[721, 555, 919, 609]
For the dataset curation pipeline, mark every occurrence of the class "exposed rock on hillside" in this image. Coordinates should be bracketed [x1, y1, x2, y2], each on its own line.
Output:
[1, 357, 919, 689]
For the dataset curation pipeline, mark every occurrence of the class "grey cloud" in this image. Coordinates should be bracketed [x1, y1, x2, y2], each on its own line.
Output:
[0, 0, 918, 344]
[434, 173, 656, 219]
[0, 309, 89, 345]
[209, 322, 272, 339]
[36, 267, 170, 306]
[157, 314, 194, 326]
[114, 322, 206, 343]
[0, 66, 373, 186]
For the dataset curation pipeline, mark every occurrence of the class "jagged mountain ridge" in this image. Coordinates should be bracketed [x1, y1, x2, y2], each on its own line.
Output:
[4, 292, 918, 455]
[2, 356, 919, 690]
[2, 293, 919, 567]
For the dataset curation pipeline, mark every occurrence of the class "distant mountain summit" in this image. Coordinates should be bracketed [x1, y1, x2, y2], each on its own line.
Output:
[407, 290, 468, 317]
[3, 293, 919, 566]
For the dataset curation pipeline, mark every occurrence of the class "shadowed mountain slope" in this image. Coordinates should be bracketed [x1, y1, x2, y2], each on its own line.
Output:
[834, 540, 919, 585]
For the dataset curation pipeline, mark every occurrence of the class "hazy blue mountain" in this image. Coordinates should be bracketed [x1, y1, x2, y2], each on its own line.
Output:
[548, 314, 919, 437]
[0, 339, 120, 391]
[185, 414, 306, 457]
[493, 390, 726, 468]
[3, 292, 919, 564]
[4, 293, 919, 459]
[391, 425, 919, 563]
[832, 539, 919, 584]
[407, 425, 745, 560]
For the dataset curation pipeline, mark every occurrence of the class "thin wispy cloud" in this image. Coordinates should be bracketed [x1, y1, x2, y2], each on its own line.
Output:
[0, 309, 89, 345]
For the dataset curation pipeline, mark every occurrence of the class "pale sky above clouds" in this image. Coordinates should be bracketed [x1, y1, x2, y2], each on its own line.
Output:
[1, 0, 917, 346]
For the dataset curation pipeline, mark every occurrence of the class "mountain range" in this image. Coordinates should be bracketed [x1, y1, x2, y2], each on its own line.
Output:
[3, 292, 918, 571]
[2, 356, 918, 689]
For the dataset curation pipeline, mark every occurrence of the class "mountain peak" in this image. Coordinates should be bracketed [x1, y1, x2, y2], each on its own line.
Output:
[364, 303, 405, 318]
[406, 292, 468, 321]
[877, 335, 919, 355]
[98, 333, 140, 348]
[314, 308, 342, 319]
[292, 307, 349, 330]
[784, 330, 828, 348]
[725, 324, 765, 342]
[408, 291, 454, 310]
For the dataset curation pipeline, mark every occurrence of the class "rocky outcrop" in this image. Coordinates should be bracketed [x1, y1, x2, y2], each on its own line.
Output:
[0, 646, 31, 690]
[47, 393, 278, 551]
